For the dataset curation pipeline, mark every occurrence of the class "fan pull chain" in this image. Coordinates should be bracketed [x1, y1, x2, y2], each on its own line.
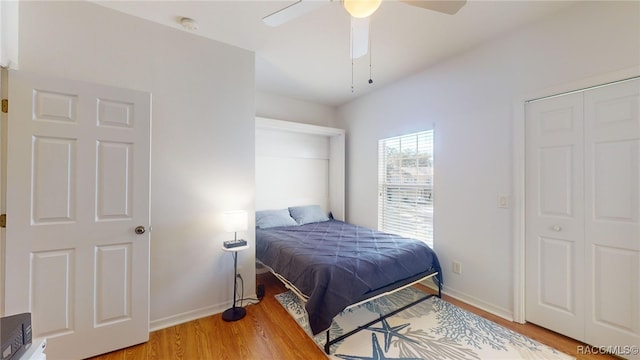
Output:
[350, 19, 355, 93]
[351, 58, 355, 93]
[368, 19, 373, 85]
[350, 17, 374, 92]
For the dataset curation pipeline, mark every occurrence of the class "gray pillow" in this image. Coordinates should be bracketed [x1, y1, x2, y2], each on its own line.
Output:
[255, 209, 298, 229]
[288, 205, 330, 225]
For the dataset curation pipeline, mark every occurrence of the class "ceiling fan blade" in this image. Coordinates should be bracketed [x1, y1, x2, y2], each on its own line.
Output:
[400, 0, 467, 15]
[262, 0, 330, 27]
[350, 16, 369, 59]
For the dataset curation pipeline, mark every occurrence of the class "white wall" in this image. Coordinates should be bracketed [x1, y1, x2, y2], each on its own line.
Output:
[336, 1, 640, 319]
[16, 1, 256, 329]
[0, 0, 19, 68]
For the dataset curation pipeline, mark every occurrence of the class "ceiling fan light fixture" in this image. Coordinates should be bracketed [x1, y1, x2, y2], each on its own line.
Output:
[343, 0, 382, 18]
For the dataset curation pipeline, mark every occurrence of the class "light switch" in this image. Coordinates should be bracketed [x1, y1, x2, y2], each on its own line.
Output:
[498, 194, 509, 208]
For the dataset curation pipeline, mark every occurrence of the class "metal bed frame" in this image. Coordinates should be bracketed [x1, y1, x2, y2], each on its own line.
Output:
[260, 261, 442, 354]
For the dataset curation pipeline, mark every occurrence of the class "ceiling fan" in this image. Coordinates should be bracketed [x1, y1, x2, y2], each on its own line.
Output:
[262, 0, 467, 59]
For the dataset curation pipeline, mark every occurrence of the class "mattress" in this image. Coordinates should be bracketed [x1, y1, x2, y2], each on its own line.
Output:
[256, 219, 442, 334]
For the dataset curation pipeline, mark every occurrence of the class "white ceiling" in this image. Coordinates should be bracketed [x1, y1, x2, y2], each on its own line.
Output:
[93, 0, 579, 107]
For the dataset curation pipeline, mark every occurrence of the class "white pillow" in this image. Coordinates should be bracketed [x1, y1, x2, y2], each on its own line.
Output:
[255, 209, 298, 229]
[288, 205, 330, 225]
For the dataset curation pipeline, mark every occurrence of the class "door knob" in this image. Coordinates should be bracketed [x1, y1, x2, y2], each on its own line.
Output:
[135, 226, 146, 235]
[552, 225, 562, 232]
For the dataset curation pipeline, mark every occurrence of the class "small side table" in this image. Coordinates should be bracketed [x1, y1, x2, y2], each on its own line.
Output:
[221, 244, 249, 321]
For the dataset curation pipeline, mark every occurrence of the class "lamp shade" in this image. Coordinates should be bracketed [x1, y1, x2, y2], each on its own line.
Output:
[343, 0, 382, 18]
[223, 210, 248, 233]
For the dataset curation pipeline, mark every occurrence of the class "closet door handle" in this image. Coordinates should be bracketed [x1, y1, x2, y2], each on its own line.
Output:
[552, 225, 562, 232]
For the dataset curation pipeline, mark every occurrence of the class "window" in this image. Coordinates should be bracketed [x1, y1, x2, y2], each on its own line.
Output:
[378, 130, 434, 247]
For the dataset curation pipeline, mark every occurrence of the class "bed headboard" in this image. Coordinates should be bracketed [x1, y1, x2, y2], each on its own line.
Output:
[255, 117, 345, 221]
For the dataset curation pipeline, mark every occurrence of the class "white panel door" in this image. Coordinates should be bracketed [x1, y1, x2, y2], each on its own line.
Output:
[4, 71, 151, 359]
[584, 78, 639, 357]
[525, 92, 586, 340]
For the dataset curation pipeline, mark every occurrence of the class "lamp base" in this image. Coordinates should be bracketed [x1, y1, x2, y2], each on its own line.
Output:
[222, 306, 246, 322]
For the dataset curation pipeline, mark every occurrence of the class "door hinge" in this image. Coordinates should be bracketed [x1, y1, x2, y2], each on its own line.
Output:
[1, 99, 7, 113]
[0, 214, 6, 228]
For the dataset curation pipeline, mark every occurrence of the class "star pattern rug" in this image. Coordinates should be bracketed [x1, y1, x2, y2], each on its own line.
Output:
[275, 287, 574, 359]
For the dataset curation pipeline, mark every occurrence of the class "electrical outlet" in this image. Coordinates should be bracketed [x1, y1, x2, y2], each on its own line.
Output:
[452, 261, 462, 275]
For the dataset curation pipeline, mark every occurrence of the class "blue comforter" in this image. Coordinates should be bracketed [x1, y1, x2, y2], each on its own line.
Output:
[256, 220, 442, 335]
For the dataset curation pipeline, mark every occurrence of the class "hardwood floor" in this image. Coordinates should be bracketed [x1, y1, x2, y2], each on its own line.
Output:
[88, 273, 618, 360]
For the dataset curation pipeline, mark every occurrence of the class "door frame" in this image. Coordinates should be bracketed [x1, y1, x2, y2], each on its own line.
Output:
[512, 66, 640, 324]
[0, 68, 7, 316]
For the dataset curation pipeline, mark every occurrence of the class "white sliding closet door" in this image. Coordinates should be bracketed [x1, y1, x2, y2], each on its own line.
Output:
[525, 91, 586, 341]
[583, 79, 639, 353]
[525, 78, 639, 360]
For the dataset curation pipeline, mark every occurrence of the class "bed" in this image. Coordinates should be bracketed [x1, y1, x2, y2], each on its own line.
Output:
[255, 205, 442, 353]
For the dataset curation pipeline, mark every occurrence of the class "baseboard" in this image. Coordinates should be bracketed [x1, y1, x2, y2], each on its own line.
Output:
[149, 304, 225, 332]
[149, 292, 257, 332]
[420, 280, 514, 322]
[150, 282, 514, 332]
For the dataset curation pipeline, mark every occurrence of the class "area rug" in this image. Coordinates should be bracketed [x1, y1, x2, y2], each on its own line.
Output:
[275, 287, 574, 359]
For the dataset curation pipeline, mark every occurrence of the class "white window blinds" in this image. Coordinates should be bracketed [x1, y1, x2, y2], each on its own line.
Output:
[378, 130, 434, 247]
